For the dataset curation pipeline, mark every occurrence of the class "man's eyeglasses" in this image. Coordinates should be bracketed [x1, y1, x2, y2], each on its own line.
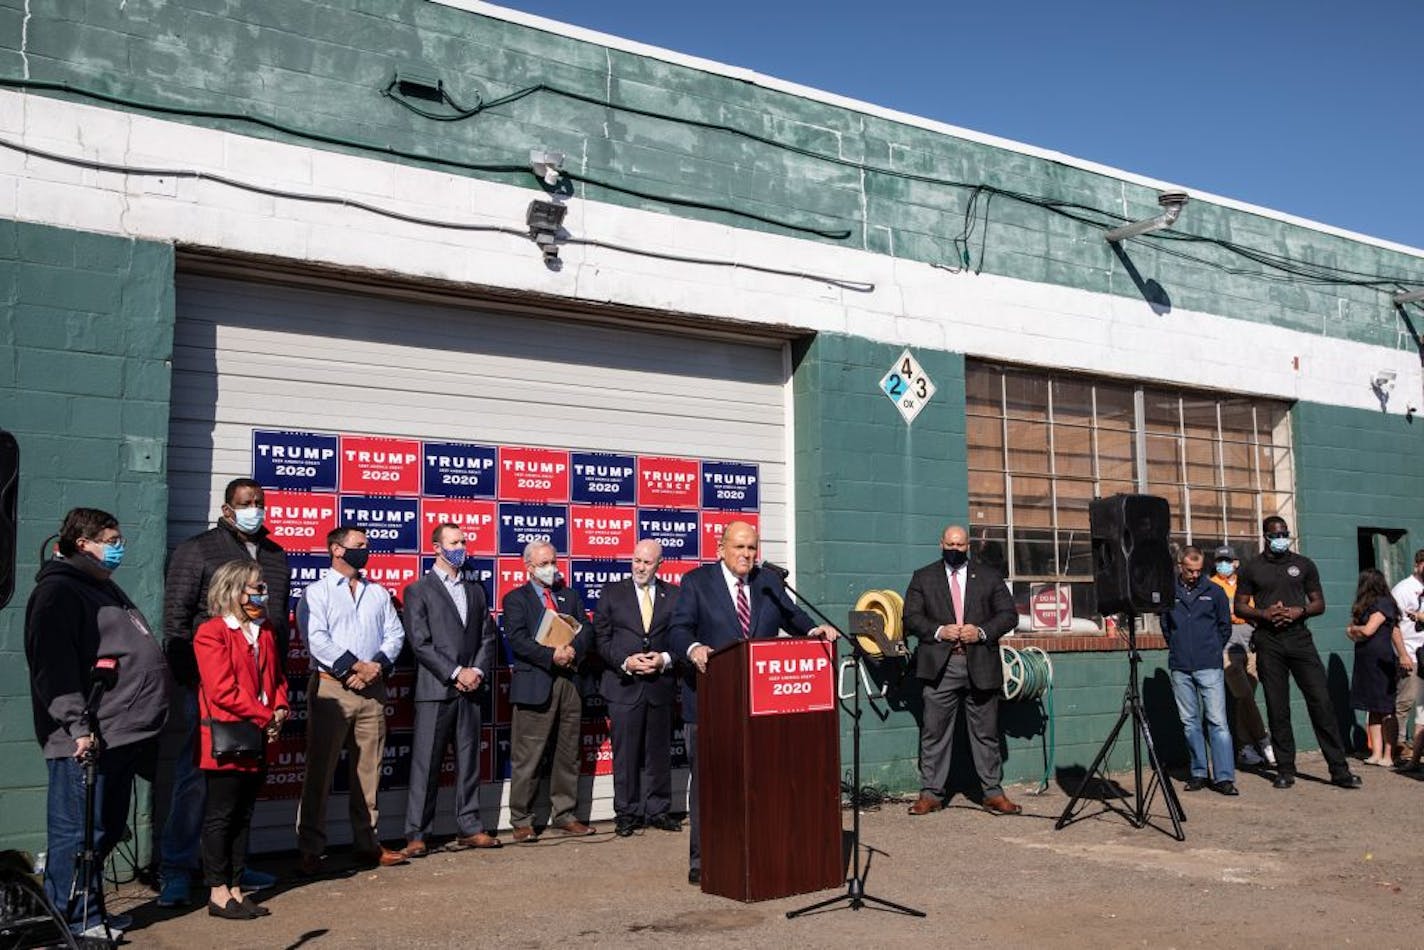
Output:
[1265, 532, 1291, 540]
[88, 535, 125, 547]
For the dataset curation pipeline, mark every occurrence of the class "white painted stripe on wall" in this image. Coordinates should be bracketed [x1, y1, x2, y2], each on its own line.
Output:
[432, 0, 1424, 261]
[2, 89, 1417, 417]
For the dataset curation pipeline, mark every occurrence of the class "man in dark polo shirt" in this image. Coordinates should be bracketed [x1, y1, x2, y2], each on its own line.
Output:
[1234, 516, 1360, 790]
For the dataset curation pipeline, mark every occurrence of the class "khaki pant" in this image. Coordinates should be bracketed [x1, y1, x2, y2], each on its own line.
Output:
[296, 673, 388, 857]
[1396, 672, 1420, 735]
[508, 677, 583, 829]
[1223, 648, 1268, 749]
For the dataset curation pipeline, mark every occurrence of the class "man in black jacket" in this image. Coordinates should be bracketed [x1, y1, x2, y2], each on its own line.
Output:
[903, 525, 1021, 817]
[156, 478, 289, 905]
[593, 539, 681, 837]
[25, 507, 169, 939]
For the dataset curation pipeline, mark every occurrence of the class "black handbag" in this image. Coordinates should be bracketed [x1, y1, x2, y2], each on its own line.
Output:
[203, 718, 264, 756]
[1416, 645, 1424, 679]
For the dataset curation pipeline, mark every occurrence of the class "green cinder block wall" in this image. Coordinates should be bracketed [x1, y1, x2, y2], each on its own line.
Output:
[0, 218, 176, 854]
[791, 333, 1187, 792]
[1, 0, 1419, 350]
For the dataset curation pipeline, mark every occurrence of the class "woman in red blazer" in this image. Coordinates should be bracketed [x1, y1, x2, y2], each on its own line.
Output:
[194, 559, 289, 921]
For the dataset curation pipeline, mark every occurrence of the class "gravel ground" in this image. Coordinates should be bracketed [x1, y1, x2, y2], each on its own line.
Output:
[114, 752, 1424, 949]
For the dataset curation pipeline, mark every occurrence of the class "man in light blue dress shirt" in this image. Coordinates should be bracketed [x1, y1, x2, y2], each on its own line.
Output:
[295, 525, 408, 872]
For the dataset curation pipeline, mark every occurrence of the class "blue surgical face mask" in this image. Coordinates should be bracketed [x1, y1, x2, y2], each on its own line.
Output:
[440, 545, 468, 569]
[232, 507, 265, 534]
[1268, 537, 1291, 555]
[247, 593, 268, 607]
[95, 540, 124, 572]
[1215, 561, 1234, 578]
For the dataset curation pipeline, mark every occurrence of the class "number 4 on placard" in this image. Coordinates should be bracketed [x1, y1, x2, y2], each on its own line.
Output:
[879, 349, 936, 425]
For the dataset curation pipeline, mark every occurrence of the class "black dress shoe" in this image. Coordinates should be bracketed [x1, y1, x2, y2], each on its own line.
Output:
[1331, 772, 1363, 789]
[646, 814, 682, 832]
[614, 818, 636, 838]
[1272, 773, 1296, 789]
[1183, 776, 1209, 791]
[687, 868, 701, 885]
[208, 898, 256, 920]
[239, 896, 271, 917]
[1212, 780, 1239, 796]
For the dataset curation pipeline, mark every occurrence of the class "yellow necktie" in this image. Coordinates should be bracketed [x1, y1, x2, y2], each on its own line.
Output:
[640, 584, 654, 633]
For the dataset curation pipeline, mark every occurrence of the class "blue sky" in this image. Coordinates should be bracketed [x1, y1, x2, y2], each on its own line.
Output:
[494, 1, 1424, 251]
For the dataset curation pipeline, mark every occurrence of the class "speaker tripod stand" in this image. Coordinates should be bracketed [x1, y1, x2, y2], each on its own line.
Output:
[1054, 612, 1185, 840]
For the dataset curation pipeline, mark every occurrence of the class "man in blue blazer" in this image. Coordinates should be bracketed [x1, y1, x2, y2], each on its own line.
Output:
[502, 540, 595, 842]
[400, 523, 500, 858]
[668, 520, 837, 884]
[593, 539, 681, 837]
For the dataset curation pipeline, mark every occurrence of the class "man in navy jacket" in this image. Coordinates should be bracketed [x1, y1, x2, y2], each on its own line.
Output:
[502, 540, 594, 841]
[1162, 545, 1237, 795]
[668, 521, 836, 884]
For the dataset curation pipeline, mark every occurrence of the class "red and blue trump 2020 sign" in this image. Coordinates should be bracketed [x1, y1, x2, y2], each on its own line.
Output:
[340, 436, 421, 496]
[253, 430, 339, 492]
[422, 441, 498, 498]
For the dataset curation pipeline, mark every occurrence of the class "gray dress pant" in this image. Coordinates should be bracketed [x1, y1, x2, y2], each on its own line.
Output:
[919, 653, 1004, 800]
[404, 694, 485, 839]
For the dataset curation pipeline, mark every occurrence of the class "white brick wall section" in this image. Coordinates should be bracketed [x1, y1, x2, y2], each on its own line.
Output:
[2, 88, 1419, 417]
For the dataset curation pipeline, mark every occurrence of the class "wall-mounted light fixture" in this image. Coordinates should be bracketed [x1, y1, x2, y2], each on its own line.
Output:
[1392, 289, 1424, 306]
[526, 199, 567, 260]
[391, 68, 445, 103]
[530, 147, 565, 187]
[1105, 192, 1190, 243]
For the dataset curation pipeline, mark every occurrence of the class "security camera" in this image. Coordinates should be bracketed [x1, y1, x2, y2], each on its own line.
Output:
[1372, 369, 1397, 393]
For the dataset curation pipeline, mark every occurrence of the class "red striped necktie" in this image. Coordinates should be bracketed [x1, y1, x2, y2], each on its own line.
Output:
[736, 579, 750, 638]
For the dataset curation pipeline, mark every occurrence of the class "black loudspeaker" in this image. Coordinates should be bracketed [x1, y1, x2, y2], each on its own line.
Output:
[1090, 493, 1173, 614]
[0, 429, 16, 610]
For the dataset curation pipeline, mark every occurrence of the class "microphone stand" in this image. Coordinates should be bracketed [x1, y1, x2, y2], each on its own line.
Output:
[770, 567, 924, 919]
[70, 674, 117, 945]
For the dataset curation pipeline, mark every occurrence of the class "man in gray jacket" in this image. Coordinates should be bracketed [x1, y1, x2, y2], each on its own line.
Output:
[400, 523, 500, 857]
[24, 507, 169, 939]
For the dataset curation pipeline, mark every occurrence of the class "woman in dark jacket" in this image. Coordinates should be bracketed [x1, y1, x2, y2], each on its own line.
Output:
[193, 559, 289, 920]
[1346, 568, 1407, 767]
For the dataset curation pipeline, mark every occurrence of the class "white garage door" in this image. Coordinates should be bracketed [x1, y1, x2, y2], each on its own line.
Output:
[166, 271, 791, 851]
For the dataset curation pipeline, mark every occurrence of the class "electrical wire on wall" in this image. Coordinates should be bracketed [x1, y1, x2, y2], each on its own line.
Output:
[0, 135, 874, 293]
[4, 74, 1423, 298]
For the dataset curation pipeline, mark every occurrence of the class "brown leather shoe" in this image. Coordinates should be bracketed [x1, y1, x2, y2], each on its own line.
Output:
[982, 794, 1023, 816]
[355, 847, 410, 867]
[907, 794, 943, 816]
[454, 832, 502, 849]
[399, 839, 429, 859]
[553, 820, 595, 836]
[511, 826, 539, 843]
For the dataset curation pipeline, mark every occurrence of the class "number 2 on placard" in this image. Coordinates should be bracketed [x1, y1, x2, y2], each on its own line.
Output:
[886, 373, 905, 397]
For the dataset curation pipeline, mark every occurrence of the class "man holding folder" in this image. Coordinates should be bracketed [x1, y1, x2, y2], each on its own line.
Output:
[503, 540, 595, 841]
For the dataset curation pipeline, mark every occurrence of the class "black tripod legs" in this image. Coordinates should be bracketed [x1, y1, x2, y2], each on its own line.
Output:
[1055, 692, 1186, 841]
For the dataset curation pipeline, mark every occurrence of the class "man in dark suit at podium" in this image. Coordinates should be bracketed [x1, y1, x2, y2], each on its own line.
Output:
[593, 539, 681, 837]
[504, 540, 595, 841]
[401, 523, 501, 857]
[903, 524, 1021, 817]
[669, 520, 837, 884]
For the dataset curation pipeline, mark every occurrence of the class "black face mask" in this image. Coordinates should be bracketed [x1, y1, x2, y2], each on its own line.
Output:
[941, 548, 968, 569]
[341, 547, 371, 572]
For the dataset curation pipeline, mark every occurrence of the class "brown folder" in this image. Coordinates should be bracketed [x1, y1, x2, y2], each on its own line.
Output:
[535, 610, 579, 647]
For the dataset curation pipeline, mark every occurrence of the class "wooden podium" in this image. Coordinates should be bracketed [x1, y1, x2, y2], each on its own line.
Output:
[698, 638, 843, 901]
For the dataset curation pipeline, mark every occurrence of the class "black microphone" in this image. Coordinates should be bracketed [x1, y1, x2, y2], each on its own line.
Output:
[90, 656, 119, 690]
[760, 561, 790, 579]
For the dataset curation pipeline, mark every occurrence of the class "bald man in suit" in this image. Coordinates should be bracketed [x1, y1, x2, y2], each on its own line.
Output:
[904, 524, 1022, 817]
[593, 539, 682, 837]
